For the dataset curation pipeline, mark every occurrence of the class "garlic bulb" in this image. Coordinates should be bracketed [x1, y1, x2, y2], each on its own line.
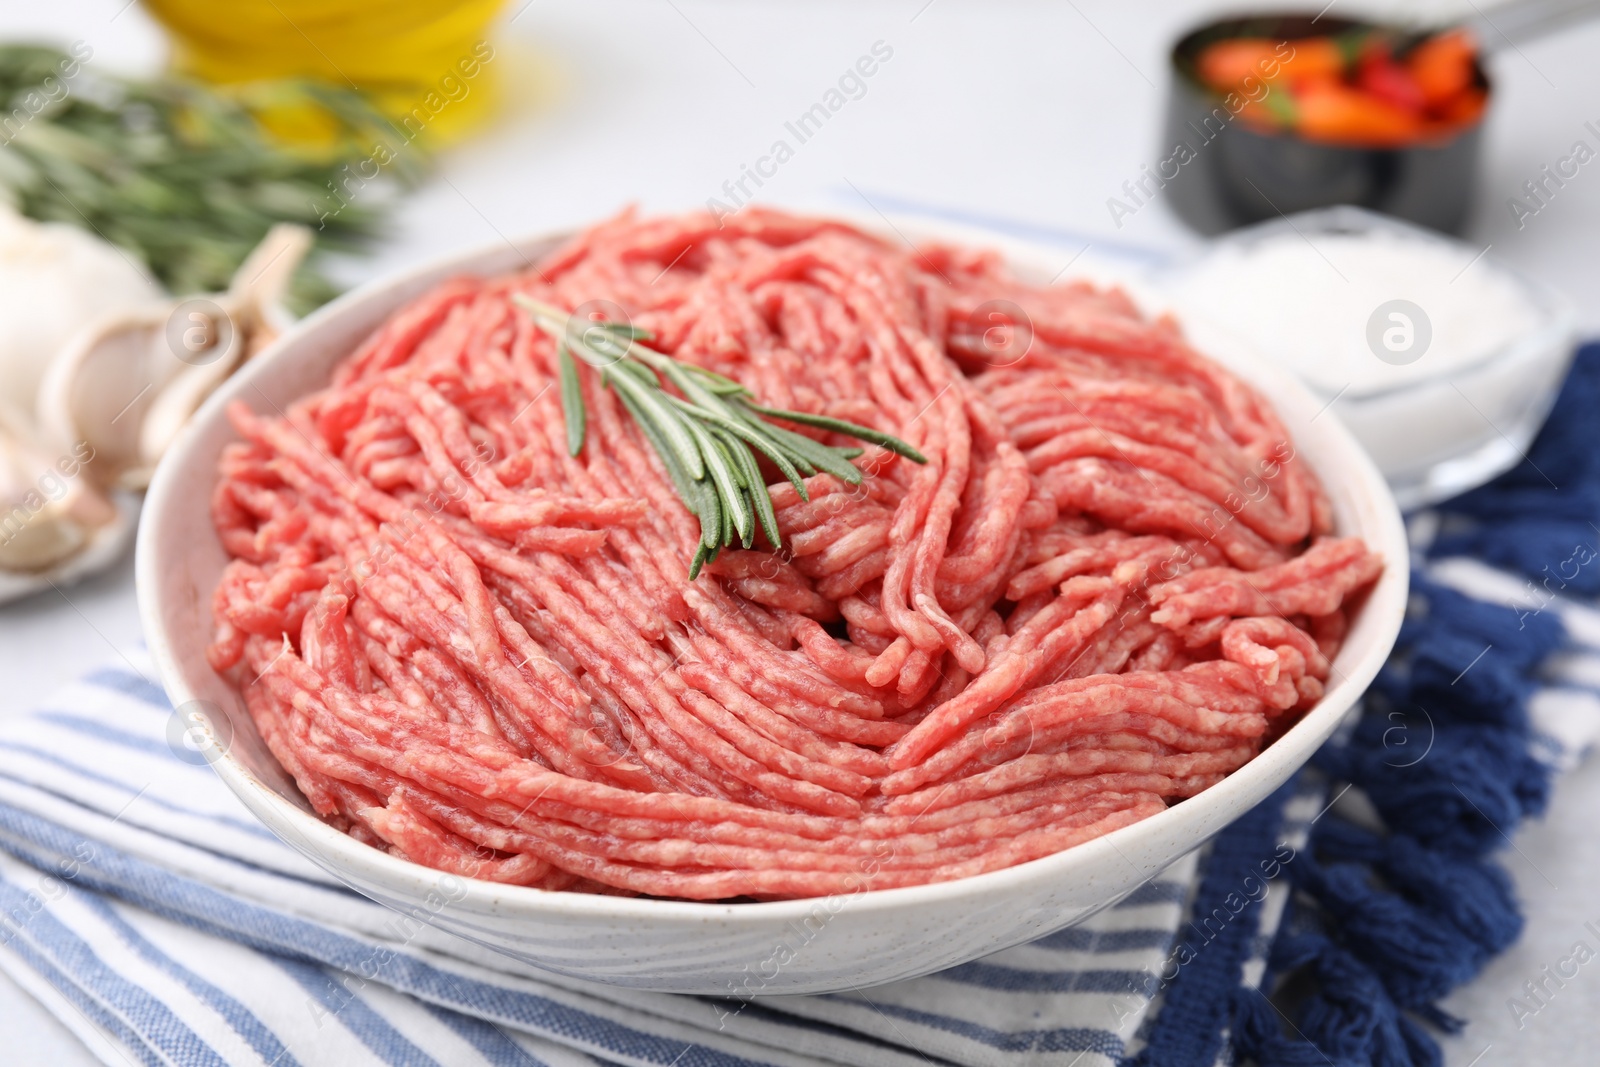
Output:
[0, 204, 163, 433]
[0, 214, 302, 595]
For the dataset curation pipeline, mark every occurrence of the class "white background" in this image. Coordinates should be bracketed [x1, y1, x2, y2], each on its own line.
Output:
[1, 1, 1598, 1063]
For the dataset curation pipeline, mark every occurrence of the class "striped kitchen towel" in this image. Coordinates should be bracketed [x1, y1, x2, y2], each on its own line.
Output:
[1, 562, 1592, 1067]
[0, 647, 1201, 1067]
[0, 578, 1591, 1067]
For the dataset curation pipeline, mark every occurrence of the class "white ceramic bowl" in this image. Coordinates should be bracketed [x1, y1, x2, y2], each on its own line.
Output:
[137, 218, 1408, 995]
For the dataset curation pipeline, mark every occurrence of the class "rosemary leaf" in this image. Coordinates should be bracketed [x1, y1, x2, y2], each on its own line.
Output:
[577, 327, 630, 363]
[687, 466, 723, 573]
[616, 388, 692, 500]
[689, 543, 713, 582]
[631, 348, 721, 410]
[628, 384, 719, 569]
[684, 416, 753, 547]
[755, 420, 866, 486]
[667, 396, 811, 500]
[710, 428, 752, 547]
[717, 427, 781, 550]
[610, 360, 659, 388]
[719, 401, 817, 477]
[713, 430, 749, 489]
[686, 366, 750, 396]
[556, 342, 586, 457]
[738, 400, 930, 463]
[605, 369, 706, 480]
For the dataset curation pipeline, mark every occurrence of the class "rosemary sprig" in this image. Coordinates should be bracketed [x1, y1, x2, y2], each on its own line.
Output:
[0, 44, 420, 312]
[513, 294, 927, 579]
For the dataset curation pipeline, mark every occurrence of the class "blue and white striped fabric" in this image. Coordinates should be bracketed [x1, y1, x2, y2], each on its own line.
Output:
[1428, 553, 1600, 775]
[3, 556, 1598, 1066]
[0, 649, 1205, 1067]
[1126, 550, 1600, 1067]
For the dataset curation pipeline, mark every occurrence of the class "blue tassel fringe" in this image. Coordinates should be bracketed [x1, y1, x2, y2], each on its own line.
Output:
[1131, 343, 1600, 1066]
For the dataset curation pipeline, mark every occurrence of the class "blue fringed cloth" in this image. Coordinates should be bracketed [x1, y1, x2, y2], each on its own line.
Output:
[0, 351, 1595, 1067]
[1129, 342, 1600, 1067]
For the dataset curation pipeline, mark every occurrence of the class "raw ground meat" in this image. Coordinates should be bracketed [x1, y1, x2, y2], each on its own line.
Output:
[207, 208, 1382, 900]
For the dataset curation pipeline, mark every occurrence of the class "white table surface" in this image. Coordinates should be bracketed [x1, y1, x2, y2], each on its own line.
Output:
[3, 1, 1599, 1063]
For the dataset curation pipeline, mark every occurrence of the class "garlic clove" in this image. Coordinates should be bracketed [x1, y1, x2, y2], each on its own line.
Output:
[0, 506, 86, 573]
[224, 223, 311, 365]
[229, 224, 311, 328]
[0, 417, 117, 574]
[36, 305, 175, 491]
[36, 293, 248, 491]
[136, 332, 247, 482]
[34, 225, 311, 490]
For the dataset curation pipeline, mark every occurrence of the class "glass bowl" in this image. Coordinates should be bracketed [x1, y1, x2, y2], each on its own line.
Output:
[1158, 206, 1578, 510]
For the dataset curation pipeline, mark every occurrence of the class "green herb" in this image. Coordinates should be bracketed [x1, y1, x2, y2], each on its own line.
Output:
[556, 342, 585, 457]
[0, 44, 422, 313]
[514, 295, 927, 579]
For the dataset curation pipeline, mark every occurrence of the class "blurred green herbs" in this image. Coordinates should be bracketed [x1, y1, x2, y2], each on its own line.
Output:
[0, 44, 426, 313]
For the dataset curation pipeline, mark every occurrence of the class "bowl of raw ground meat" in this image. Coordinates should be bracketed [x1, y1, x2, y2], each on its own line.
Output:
[137, 209, 1407, 994]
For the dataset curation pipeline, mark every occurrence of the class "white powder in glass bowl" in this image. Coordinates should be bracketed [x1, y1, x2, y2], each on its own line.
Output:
[1160, 210, 1576, 508]
[1167, 229, 1541, 398]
